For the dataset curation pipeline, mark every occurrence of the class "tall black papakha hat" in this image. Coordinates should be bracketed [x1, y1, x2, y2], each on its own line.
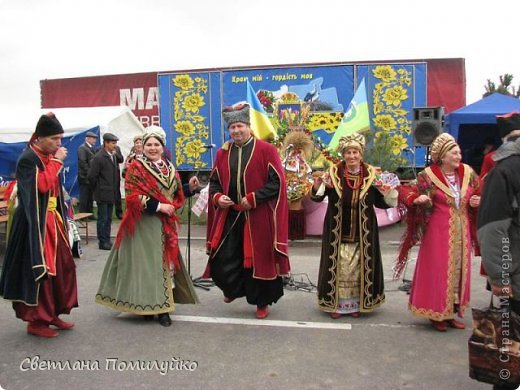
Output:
[35, 112, 64, 137]
[497, 112, 520, 138]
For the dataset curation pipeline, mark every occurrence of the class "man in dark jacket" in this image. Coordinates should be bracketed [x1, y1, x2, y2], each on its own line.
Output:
[77, 131, 98, 218]
[478, 112, 520, 306]
[478, 112, 520, 390]
[113, 145, 124, 219]
[88, 133, 120, 250]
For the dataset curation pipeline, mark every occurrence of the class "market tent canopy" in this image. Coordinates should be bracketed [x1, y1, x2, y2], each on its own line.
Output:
[446, 93, 520, 140]
[0, 105, 144, 143]
[0, 127, 100, 198]
[0, 106, 145, 198]
[445, 93, 520, 173]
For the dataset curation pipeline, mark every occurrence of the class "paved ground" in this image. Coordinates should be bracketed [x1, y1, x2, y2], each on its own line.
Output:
[0, 220, 494, 389]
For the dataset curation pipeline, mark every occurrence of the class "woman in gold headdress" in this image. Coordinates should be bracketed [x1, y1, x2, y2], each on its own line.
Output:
[311, 133, 398, 318]
[395, 133, 480, 332]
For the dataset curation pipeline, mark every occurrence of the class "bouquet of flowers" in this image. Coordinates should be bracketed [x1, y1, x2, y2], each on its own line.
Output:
[373, 171, 401, 192]
[257, 90, 275, 113]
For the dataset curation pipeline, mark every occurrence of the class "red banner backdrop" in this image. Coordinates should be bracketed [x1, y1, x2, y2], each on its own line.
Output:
[40, 72, 160, 127]
[40, 58, 466, 127]
[425, 58, 466, 113]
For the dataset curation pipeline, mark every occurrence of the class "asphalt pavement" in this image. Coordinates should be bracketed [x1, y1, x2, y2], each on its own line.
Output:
[0, 219, 494, 390]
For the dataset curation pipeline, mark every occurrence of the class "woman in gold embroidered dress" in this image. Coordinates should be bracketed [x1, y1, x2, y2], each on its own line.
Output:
[311, 133, 397, 318]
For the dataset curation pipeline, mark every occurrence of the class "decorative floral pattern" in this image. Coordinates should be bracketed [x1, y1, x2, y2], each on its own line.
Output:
[172, 74, 210, 169]
[364, 65, 412, 171]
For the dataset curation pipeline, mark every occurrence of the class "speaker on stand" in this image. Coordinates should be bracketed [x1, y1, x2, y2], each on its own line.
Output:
[412, 107, 444, 166]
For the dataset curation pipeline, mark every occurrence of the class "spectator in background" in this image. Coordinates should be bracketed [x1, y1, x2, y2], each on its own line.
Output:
[122, 134, 143, 179]
[77, 131, 98, 219]
[477, 112, 520, 390]
[88, 133, 120, 250]
[0, 113, 78, 338]
[114, 145, 124, 219]
[479, 112, 520, 306]
[479, 136, 500, 181]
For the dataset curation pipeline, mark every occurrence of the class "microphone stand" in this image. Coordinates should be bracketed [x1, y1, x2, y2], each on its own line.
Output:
[185, 174, 214, 291]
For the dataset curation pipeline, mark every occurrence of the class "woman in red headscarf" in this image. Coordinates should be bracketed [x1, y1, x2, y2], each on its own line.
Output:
[96, 126, 198, 327]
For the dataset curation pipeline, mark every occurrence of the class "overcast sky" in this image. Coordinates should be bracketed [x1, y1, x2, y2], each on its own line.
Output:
[0, 0, 518, 117]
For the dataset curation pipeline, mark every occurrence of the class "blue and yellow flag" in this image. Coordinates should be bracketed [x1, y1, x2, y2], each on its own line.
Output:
[246, 80, 277, 140]
[328, 78, 370, 150]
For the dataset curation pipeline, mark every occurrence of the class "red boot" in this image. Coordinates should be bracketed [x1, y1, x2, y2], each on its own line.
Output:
[256, 306, 269, 319]
[51, 317, 75, 330]
[430, 320, 448, 332]
[27, 322, 59, 338]
[329, 312, 342, 319]
[448, 319, 465, 329]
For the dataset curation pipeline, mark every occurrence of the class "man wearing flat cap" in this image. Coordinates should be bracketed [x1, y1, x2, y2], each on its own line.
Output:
[479, 112, 520, 319]
[204, 104, 290, 319]
[88, 133, 121, 250]
[0, 112, 79, 337]
[77, 130, 99, 218]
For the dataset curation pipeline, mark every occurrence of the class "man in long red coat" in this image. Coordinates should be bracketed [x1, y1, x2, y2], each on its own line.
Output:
[0, 113, 78, 337]
[205, 104, 290, 319]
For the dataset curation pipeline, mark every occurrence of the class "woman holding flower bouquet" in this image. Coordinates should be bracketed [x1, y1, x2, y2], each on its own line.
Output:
[311, 133, 398, 318]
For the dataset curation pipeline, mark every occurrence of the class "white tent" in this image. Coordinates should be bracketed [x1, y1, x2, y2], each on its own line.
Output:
[0, 105, 145, 160]
[0, 105, 145, 198]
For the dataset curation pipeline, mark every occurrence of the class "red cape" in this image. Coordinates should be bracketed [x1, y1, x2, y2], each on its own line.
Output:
[205, 139, 289, 279]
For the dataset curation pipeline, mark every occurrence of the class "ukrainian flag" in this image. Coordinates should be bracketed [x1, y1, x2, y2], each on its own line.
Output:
[328, 78, 371, 151]
[246, 80, 277, 140]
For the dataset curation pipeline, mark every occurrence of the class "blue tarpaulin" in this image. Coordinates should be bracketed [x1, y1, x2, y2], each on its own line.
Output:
[446, 93, 520, 171]
[446, 93, 520, 140]
[0, 127, 100, 198]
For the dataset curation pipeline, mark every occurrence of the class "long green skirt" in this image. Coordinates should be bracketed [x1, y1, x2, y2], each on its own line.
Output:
[95, 214, 198, 315]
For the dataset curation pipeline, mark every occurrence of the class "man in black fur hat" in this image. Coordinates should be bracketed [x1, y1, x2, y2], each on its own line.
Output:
[0, 113, 78, 337]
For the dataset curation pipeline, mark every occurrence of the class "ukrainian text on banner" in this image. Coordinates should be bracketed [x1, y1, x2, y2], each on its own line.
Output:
[222, 65, 355, 140]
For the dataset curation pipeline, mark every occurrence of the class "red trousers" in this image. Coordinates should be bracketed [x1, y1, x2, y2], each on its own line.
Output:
[13, 235, 78, 324]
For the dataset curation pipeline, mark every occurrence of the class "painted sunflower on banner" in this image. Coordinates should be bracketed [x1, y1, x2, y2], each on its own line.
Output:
[171, 74, 210, 169]
[363, 65, 412, 172]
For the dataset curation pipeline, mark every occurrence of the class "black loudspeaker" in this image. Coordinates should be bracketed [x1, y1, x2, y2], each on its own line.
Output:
[412, 107, 444, 146]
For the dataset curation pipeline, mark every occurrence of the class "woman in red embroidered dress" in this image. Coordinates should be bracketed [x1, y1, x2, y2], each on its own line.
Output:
[396, 133, 481, 332]
[96, 127, 198, 327]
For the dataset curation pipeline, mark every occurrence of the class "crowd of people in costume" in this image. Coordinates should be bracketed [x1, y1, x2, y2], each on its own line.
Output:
[1, 107, 519, 356]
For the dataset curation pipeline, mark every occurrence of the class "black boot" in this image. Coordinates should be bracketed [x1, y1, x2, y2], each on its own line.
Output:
[157, 313, 172, 327]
